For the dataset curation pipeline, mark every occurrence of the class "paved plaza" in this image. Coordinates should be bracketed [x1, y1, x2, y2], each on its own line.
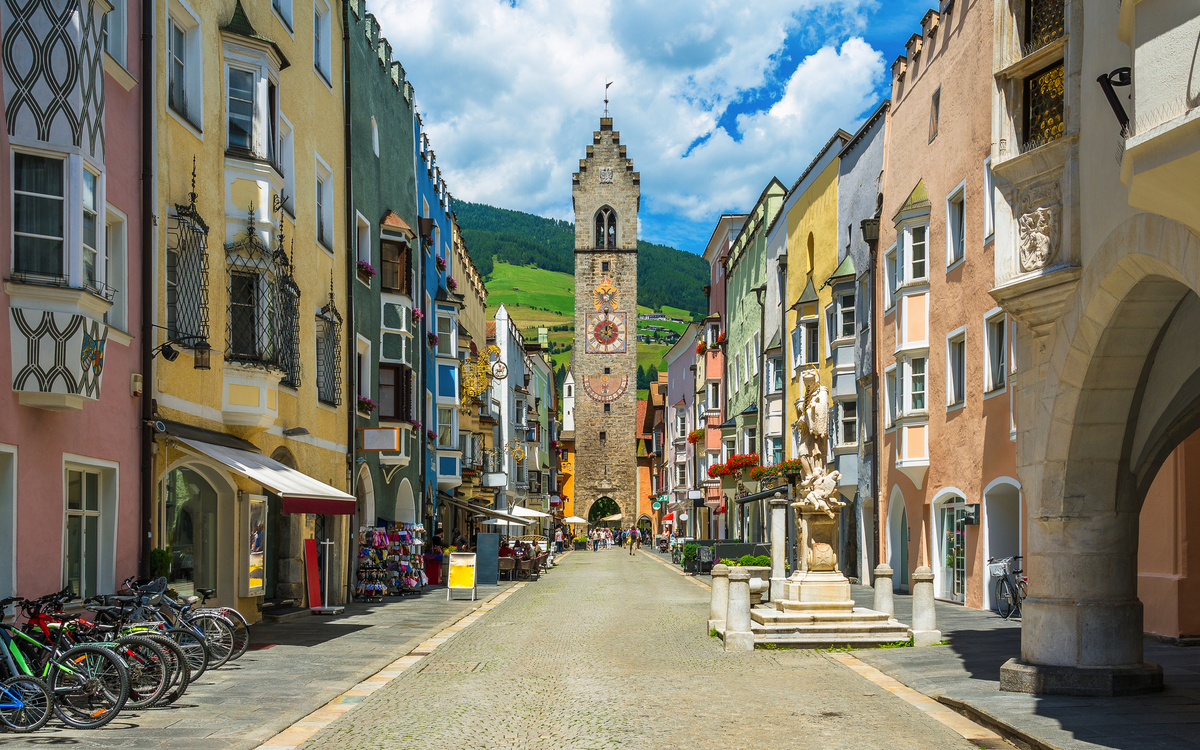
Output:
[290, 549, 980, 750]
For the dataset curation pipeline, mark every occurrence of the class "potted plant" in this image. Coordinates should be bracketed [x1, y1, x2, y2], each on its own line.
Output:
[573, 536, 587, 551]
[447, 275, 458, 292]
[696, 341, 707, 356]
[356, 260, 377, 281]
[435, 256, 446, 272]
[357, 395, 378, 414]
[427, 332, 440, 348]
[426, 429, 438, 443]
[715, 331, 727, 347]
[687, 428, 705, 444]
[681, 543, 700, 572]
[412, 308, 425, 322]
[410, 419, 422, 431]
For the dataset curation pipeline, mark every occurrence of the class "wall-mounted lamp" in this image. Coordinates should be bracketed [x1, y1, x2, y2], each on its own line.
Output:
[148, 324, 211, 371]
[193, 340, 211, 370]
[1097, 67, 1132, 133]
[159, 343, 179, 362]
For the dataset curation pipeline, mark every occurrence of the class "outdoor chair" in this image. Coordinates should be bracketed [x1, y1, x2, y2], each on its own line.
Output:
[498, 557, 517, 581]
[516, 558, 534, 580]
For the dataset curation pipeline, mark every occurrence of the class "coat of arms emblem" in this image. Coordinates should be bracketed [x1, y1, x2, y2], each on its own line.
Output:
[80, 333, 106, 377]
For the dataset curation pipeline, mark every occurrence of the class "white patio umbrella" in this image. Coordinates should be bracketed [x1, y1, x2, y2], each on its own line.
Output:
[600, 513, 623, 522]
[481, 518, 529, 529]
[510, 506, 551, 518]
[563, 516, 588, 524]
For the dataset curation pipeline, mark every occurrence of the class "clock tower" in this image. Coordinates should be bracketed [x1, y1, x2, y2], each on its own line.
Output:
[571, 117, 640, 527]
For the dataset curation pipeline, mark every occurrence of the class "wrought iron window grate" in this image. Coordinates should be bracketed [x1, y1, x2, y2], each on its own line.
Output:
[1022, 61, 1064, 153]
[1023, 0, 1065, 57]
[166, 163, 210, 345]
[224, 209, 290, 370]
[277, 235, 302, 388]
[315, 280, 343, 405]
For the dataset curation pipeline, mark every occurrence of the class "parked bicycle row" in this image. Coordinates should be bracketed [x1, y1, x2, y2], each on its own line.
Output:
[0, 577, 250, 733]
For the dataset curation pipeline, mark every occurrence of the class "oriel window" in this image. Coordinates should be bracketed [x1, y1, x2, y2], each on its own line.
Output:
[1023, 61, 1064, 151]
[13, 153, 65, 279]
[227, 68, 255, 152]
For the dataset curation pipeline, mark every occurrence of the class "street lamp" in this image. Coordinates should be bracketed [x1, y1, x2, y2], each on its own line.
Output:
[192, 339, 211, 370]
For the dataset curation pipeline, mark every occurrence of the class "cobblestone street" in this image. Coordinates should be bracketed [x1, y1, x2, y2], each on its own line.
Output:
[294, 549, 982, 750]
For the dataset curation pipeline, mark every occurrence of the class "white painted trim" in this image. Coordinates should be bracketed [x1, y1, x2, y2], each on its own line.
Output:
[929, 487, 967, 603]
[155, 392, 224, 423]
[886, 485, 907, 591]
[0, 443, 16, 600]
[61, 453, 121, 599]
[263, 425, 347, 454]
[944, 178, 967, 268]
[945, 325, 967, 408]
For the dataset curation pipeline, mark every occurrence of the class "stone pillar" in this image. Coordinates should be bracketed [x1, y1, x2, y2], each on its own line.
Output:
[873, 564, 894, 616]
[910, 566, 941, 647]
[724, 568, 754, 652]
[769, 495, 787, 602]
[709, 564, 730, 633]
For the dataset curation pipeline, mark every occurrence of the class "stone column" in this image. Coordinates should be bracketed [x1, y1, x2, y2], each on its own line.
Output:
[769, 495, 787, 602]
[709, 564, 730, 633]
[910, 566, 940, 646]
[873, 564, 894, 616]
[724, 568, 754, 652]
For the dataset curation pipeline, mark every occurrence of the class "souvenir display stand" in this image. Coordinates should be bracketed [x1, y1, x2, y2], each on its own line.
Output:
[355, 524, 427, 600]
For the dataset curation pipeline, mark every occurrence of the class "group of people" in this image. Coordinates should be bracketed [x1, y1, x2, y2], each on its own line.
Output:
[498, 541, 539, 560]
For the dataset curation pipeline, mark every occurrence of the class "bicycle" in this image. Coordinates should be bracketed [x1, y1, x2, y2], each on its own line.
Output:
[193, 588, 251, 661]
[86, 596, 193, 706]
[988, 555, 1026, 620]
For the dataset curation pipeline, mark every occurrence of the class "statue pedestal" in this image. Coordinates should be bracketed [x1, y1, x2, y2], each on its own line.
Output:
[749, 511, 909, 647]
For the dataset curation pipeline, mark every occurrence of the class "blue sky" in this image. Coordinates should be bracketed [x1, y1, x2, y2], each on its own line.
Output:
[370, 0, 935, 255]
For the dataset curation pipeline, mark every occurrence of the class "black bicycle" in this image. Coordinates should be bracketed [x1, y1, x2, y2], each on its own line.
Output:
[989, 555, 1026, 620]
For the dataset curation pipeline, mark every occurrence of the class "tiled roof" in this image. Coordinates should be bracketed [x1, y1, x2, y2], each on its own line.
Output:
[486, 321, 497, 339]
[636, 399, 650, 438]
[380, 210, 416, 238]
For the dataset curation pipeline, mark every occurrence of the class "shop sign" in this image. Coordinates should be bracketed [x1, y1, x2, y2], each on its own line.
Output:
[447, 552, 478, 601]
[241, 494, 267, 597]
[680, 513, 689, 521]
[651, 501, 660, 510]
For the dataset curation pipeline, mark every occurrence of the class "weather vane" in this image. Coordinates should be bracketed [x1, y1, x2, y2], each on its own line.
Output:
[604, 80, 613, 117]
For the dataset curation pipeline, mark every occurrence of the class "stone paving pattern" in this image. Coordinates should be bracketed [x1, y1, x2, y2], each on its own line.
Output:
[849, 586, 1200, 750]
[295, 548, 980, 750]
[0, 584, 511, 749]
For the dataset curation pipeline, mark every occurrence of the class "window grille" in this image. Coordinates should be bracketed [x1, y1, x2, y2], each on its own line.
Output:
[276, 235, 302, 388]
[224, 209, 288, 368]
[315, 281, 343, 405]
[166, 161, 210, 345]
[1023, 62, 1064, 152]
[1024, 0, 1064, 56]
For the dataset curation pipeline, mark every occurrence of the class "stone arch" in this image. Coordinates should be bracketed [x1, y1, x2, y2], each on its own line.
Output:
[160, 451, 240, 607]
[594, 205, 617, 249]
[886, 485, 909, 591]
[982, 477, 1021, 612]
[1017, 213, 1200, 690]
[396, 478, 416, 524]
[355, 465, 375, 527]
[271, 446, 298, 469]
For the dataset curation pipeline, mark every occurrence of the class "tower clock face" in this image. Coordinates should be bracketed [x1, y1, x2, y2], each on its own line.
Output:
[585, 311, 627, 354]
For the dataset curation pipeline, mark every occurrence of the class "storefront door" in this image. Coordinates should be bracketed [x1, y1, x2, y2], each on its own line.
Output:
[938, 500, 967, 603]
[164, 468, 218, 598]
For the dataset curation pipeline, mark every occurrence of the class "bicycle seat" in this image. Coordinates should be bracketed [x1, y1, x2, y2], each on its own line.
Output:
[180, 595, 199, 605]
[196, 588, 216, 598]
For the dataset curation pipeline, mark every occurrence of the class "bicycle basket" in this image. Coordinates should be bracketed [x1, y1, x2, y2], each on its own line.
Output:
[988, 561, 1007, 577]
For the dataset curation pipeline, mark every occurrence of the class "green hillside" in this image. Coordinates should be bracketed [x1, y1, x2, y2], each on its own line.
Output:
[456, 200, 709, 318]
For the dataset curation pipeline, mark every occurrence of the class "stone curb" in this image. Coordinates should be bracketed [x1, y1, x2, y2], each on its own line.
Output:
[250, 583, 527, 750]
[936, 695, 1064, 750]
[638, 549, 712, 592]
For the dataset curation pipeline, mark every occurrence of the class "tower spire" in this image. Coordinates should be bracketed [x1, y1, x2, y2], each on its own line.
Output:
[604, 80, 612, 117]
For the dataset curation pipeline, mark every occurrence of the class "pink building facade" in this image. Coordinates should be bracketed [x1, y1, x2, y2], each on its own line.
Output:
[0, 1, 144, 602]
[876, 0, 1021, 611]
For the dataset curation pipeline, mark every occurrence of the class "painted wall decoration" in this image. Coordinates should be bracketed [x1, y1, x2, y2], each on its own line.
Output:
[593, 278, 618, 311]
[10, 308, 108, 398]
[2, 0, 107, 160]
[581, 374, 629, 403]
[584, 311, 627, 354]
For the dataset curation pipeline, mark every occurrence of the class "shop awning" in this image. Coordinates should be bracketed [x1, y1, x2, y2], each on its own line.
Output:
[176, 438, 355, 515]
[662, 512, 675, 522]
[447, 497, 529, 525]
[510, 506, 551, 519]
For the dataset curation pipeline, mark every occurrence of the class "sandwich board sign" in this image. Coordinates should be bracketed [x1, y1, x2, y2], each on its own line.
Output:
[447, 552, 477, 601]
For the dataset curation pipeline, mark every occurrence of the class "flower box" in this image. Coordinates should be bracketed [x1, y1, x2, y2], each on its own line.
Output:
[427, 333, 440, 347]
[447, 275, 458, 292]
[413, 308, 425, 322]
[435, 256, 446, 272]
[356, 260, 376, 281]
[426, 429, 437, 442]
[357, 395, 377, 414]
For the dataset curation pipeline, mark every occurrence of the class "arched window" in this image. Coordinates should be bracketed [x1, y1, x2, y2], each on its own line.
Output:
[594, 207, 616, 248]
[566, 385, 573, 397]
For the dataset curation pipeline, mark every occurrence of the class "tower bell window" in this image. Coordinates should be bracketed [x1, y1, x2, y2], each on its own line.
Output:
[595, 206, 616, 249]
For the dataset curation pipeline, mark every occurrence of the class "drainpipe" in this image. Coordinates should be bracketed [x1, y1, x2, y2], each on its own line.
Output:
[860, 212, 881, 582]
[138, 0, 155, 577]
[751, 282, 767, 545]
[341, 6, 356, 605]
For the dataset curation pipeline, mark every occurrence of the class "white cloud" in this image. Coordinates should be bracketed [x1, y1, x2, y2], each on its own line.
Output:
[367, 0, 886, 249]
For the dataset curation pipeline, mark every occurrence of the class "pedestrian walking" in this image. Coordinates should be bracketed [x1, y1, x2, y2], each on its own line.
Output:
[592, 529, 599, 552]
[629, 528, 636, 556]
[554, 527, 563, 554]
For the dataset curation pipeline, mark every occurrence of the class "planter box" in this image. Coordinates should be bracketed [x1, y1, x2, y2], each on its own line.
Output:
[741, 565, 772, 605]
[574, 541, 587, 550]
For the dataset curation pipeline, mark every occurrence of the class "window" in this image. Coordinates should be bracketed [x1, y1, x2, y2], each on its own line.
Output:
[370, 116, 379, 156]
[824, 304, 836, 356]
[885, 245, 898, 307]
[804, 320, 819, 365]
[675, 463, 687, 486]
[1023, 61, 1064, 151]
[906, 224, 927, 282]
[13, 153, 65, 279]
[314, 155, 332, 248]
[908, 357, 926, 412]
[227, 67, 254, 152]
[885, 367, 898, 427]
[744, 342, 753, 381]
[984, 158, 995, 238]
[438, 406, 455, 447]
[947, 187, 965, 265]
[601, 261, 610, 272]
[228, 271, 258, 358]
[603, 403, 610, 413]
[104, 209, 128, 329]
[1025, 0, 1065, 53]
[316, 306, 342, 405]
[380, 241, 412, 295]
[378, 365, 410, 421]
[82, 170, 99, 289]
[767, 437, 784, 465]
[707, 382, 719, 408]
[594, 207, 616, 248]
[168, 10, 201, 130]
[102, 0, 127, 66]
[272, 0, 293, 29]
[313, 0, 332, 84]
[356, 214, 370, 266]
[929, 87, 940, 141]
[839, 400, 858, 445]
[985, 313, 1007, 393]
[752, 333, 760, 375]
[743, 427, 757, 455]
[436, 315, 454, 357]
[947, 331, 966, 406]
[599, 431, 607, 443]
[675, 409, 686, 437]
[64, 468, 101, 599]
[279, 115, 295, 213]
[768, 357, 783, 393]
[839, 293, 855, 338]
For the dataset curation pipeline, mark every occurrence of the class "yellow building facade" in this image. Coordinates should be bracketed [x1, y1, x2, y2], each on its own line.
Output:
[150, 0, 351, 620]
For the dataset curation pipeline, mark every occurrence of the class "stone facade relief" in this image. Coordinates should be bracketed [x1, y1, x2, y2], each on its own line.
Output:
[1017, 182, 1062, 273]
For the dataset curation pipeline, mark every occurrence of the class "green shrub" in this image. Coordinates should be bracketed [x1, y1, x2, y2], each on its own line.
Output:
[753, 555, 772, 567]
[149, 548, 172, 579]
[738, 554, 757, 566]
[682, 543, 699, 562]
[719, 558, 738, 567]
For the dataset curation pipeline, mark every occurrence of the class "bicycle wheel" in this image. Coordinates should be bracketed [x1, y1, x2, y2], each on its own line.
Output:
[189, 615, 234, 670]
[1016, 579, 1028, 618]
[223, 609, 251, 661]
[48, 644, 129, 729]
[0, 676, 52, 732]
[144, 634, 190, 706]
[115, 635, 168, 710]
[996, 577, 1016, 620]
[168, 629, 209, 681]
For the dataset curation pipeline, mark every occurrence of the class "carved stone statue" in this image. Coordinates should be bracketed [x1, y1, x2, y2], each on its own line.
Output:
[1018, 182, 1061, 272]
[797, 468, 844, 518]
[796, 369, 830, 477]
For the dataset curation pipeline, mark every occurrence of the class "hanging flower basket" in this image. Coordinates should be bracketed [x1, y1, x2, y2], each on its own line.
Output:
[356, 260, 377, 280]
[435, 256, 446, 272]
[727, 453, 760, 471]
[412, 308, 425, 322]
[715, 331, 727, 346]
[447, 275, 458, 292]
[410, 419, 422, 431]
[707, 463, 732, 479]
[357, 395, 378, 414]
[696, 342, 707, 355]
[426, 429, 438, 442]
[687, 429, 705, 444]
[427, 333, 440, 347]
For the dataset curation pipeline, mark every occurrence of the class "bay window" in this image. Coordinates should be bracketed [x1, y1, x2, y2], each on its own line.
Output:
[13, 153, 65, 280]
[839, 293, 855, 338]
[227, 67, 254, 152]
[908, 357, 927, 412]
[437, 406, 455, 448]
[839, 400, 858, 445]
[82, 170, 99, 290]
